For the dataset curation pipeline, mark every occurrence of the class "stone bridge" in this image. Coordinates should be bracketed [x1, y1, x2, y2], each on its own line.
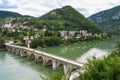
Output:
[5, 43, 83, 74]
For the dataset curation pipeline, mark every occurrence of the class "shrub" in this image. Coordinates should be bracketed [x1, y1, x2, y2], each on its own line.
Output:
[79, 52, 120, 80]
[46, 70, 64, 80]
[30, 37, 62, 48]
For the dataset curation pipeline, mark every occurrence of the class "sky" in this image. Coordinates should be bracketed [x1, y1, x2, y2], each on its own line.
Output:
[0, 0, 120, 17]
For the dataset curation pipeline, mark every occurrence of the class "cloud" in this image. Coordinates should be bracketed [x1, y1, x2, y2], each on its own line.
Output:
[0, 0, 120, 17]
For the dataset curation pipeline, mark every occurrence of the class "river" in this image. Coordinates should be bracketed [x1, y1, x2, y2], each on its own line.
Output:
[0, 51, 53, 80]
[0, 36, 119, 80]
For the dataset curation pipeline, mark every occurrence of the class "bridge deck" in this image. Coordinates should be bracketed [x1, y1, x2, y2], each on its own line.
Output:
[5, 43, 84, 67]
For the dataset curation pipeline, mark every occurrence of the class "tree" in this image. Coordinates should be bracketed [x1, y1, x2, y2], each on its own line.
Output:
[57, 32, 61, 37]
[45, 30, 53, 36]
[30, 37, 62, 48]
[30, 38, 44, 48]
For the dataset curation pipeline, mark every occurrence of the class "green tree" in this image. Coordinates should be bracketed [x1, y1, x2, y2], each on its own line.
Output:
[30, 37, 62, 48]
[30, 38, 44, 48]
[45, 30, 53, 36]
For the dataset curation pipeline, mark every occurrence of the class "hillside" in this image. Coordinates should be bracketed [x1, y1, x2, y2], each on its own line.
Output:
[0, 10, 22, 21]
[89, 5, 120, 34]
[37, 6, 102, 33]
[0, 10, 35, 24]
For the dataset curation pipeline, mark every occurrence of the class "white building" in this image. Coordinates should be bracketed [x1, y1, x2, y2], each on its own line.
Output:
[59, 30, 92, 39]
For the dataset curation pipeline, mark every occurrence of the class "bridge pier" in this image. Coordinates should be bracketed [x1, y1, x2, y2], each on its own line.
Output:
[43, 59, 47, 66]
[8, 47, 11, 52]
[11, 48, 15, 53]
[64, 64, 72, 75]
[52, 60, 57, 70]
[34, 57, 38, 62]
[16, 49, 20, 55]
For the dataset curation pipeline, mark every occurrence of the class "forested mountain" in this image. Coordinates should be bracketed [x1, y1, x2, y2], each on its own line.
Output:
[89, 5, 120, 34]
[0, 10, 34, 24]
[0, 10, 22, 21]
[37, 5, 101, 33]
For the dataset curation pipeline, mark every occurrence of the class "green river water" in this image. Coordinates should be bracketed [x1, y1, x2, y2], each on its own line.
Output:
[0, 36, 119, 80]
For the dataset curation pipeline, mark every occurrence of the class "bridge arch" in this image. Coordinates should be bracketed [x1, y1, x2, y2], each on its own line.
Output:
[58, 63, 64, 70]
[20, 50, 28, 57]
[36, 56, 44, 63]
[46, 59, 53, 66]
[29, 53, 35, 60]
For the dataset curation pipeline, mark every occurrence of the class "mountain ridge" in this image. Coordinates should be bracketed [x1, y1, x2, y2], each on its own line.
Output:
[89, 5, 120, 34]
[0, 10, 22, 21]
[0, 10, 35, 22]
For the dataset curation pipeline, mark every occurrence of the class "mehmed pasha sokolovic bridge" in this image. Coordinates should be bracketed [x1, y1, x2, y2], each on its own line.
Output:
[5, 43, 84, 74]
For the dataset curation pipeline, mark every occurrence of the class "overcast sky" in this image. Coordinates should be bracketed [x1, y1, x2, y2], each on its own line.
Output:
[0, 0, 120, 17]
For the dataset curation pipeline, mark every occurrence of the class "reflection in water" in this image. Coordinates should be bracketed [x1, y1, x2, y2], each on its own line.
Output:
[76, 48, 110, 63]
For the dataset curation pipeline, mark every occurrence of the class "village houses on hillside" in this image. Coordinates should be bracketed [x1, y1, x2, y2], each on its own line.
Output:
[0, 23, 33, 32]
[59, 30, 107, 40]
[0, 23, 107, 41]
